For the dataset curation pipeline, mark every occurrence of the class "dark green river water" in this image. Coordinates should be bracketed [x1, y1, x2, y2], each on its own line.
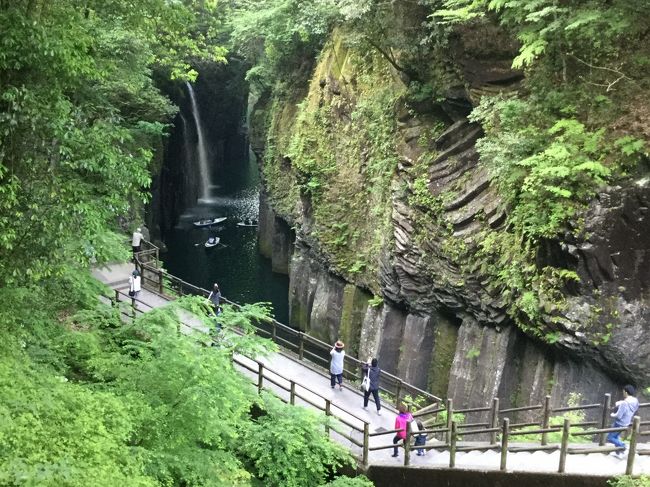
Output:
[160, 149, 290, 323]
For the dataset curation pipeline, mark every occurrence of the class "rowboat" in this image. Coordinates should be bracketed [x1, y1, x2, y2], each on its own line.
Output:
[193, 217, 227, 227]
[204, 236, 220, 248]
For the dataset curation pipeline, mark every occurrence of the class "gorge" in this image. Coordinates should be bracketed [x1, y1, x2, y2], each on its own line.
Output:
[153, 1, 650, 416]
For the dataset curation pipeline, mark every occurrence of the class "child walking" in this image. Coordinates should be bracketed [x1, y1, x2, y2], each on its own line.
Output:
[413, 420, 426, 456]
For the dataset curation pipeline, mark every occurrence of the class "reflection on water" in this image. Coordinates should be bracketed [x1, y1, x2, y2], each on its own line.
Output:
[161, 149, 289, 323]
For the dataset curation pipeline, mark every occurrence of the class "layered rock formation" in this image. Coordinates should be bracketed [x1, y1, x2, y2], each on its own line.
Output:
[252, 19, 649, 411]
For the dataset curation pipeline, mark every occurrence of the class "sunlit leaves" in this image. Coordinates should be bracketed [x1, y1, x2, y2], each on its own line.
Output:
[0, 0, 229, 285]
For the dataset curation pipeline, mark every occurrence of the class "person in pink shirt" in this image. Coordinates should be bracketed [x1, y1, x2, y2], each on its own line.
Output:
[392, 403, 413, 457]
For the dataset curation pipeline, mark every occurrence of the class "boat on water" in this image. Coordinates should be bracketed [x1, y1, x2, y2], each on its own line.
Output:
[204, 236, 220, 248]
[236, 219, 258, 227]
[193, 217, 227, 227]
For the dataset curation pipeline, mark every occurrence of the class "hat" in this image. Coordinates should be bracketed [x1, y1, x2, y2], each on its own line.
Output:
[335, 340, 344, 349]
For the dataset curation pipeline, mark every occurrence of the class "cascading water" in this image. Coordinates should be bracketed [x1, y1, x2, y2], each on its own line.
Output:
[179, 113, 193, 174]
[185, 81, 211, 201]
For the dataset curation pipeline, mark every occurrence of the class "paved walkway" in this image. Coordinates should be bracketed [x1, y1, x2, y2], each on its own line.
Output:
[92, 262, 650, 476]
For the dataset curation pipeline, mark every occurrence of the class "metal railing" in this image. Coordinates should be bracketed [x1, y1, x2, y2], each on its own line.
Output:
[133, 240, 441, 410]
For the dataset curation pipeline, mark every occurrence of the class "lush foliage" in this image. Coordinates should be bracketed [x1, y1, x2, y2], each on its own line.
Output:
[230, 0, 340, 90]
[436, 0, 649, 79]
[261, 36, 403, 287]
[320, 476, 375, 487]
[0, 0, 227, 286]
[0, 270, 358, 486]
[609, 476, 650, 487]
[241, 394, 352, 487]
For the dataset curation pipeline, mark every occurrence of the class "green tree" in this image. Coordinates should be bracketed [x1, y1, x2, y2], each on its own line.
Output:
[230, 0, 340, 90]
[240, 393, 353, 487]
[0, 272, 358, 485]
[0, 0, 228, 286]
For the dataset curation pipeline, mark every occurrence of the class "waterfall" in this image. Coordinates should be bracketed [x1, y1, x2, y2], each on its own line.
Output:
[185, 81, 210, 201]
[179, 113, 193, 173]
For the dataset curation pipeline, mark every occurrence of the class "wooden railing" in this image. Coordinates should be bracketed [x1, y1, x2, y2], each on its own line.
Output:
[112, 285, 649, 474]
[133, 240, 441, 410]
[125, 241, 650, 474]
[111, 287, 370, 467]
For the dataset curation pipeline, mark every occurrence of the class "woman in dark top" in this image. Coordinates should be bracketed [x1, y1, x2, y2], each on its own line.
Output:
[361, 358, 382, 415]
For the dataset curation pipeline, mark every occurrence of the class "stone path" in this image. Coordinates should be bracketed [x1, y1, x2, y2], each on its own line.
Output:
[92, 262, 650, 476]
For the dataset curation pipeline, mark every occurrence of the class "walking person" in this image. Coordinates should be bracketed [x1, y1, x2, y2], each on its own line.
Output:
[128, 270, 141, 298]
[208, 283, 221, 316]
[361, 358, 382, 415]
[392, 404, 414, 458]
[131, 227, 143, 259]
[607, 384, 640, 458]
[330, 341, 345, 390]
[413, 420, 427, 456]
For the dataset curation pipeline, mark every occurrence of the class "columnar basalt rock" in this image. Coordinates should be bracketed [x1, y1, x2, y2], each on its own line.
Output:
[253, 24, 650, 411]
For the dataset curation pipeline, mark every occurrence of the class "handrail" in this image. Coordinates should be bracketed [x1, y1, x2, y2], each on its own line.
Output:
[126, 239, 647, 474]
[133, 239, 442, 409]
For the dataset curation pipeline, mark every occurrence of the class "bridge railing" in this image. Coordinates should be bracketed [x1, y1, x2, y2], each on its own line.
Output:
[133, 240, 441, 410]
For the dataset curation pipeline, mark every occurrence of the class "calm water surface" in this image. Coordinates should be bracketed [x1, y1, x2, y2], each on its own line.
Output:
[161, 150, 289, 323]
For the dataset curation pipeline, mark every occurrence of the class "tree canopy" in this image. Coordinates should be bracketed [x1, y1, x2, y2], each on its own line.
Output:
[0, 273, 359, 485]
[0, 0, 228, 285]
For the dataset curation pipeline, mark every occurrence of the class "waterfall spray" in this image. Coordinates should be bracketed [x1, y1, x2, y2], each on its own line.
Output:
[185, 81, 210, 201]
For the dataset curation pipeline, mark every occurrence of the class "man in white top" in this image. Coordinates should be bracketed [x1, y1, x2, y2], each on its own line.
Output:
[330, 340, 345, 390]
[132, 227, 143, 258]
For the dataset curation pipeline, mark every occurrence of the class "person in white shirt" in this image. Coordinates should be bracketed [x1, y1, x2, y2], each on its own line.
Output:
[131, 227, 143, 258]
[330, 341, 345, 390]
[128, 270, 141, 298]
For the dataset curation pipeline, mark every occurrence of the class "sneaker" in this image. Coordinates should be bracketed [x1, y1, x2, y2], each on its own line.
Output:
[615, 451, 626, 459]
[391, 454, 398, 458]
[377, 410, 382, 416]
[363, 406, 368, 411]
[339, 385, 344, 390]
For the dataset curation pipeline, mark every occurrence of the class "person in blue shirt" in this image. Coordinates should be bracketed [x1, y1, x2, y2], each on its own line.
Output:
[607, 384, 640, 458]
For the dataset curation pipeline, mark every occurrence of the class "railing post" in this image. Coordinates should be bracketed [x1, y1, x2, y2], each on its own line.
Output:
[449, 421, 457, 468]
[114, 289, 120, 305]
[445, 398, 454, 444]
[272, 322, 277, 343]
[363, 422, 369, 468]
[489, 397, 499, 445]
[257, 362, 264, 394]
[599, 393, 611, 446]
[626, 416, 640, 475]
[325, 399, 331, 436]
[298, 332, 304, 360]
[290, 381, 296, 405]
[558, 418, 570, 473]
[158, 269, 164, 294]
[395, 379, 403, 408]
[404, 420, 412, 467]
[500, 418, 509, 471]
[541, 395, 551, 446]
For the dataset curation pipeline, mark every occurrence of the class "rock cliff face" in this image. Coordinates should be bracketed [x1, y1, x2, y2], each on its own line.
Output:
[252, 23, 649, 410]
